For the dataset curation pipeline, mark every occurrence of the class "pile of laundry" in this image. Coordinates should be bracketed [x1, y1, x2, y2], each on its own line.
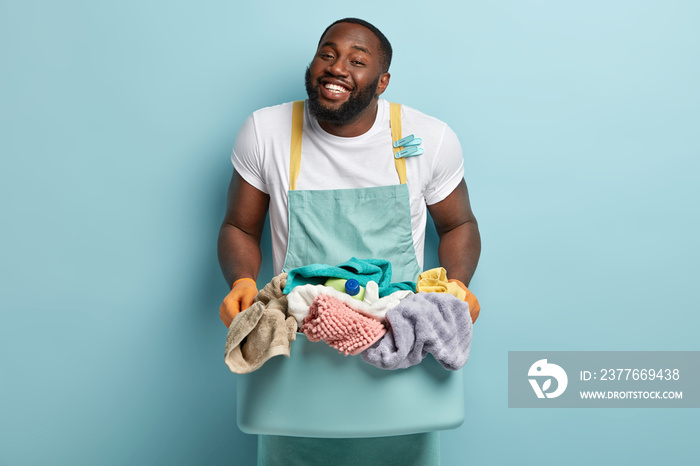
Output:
[224, 258, 479, 374]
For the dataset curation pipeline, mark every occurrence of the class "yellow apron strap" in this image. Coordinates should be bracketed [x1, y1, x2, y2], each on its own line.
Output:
[289, 100, 305, 191]
[390, 102, 407, 185]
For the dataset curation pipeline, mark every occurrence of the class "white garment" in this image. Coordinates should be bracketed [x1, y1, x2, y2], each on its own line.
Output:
[232, 99, 465, 275]
[287, 282, 414, 327]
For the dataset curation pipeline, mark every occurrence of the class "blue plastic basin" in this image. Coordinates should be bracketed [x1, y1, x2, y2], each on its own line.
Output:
[237, 333, 465, 438]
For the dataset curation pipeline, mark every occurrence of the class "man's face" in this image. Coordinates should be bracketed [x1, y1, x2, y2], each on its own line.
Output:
[305, 22, 389, 126]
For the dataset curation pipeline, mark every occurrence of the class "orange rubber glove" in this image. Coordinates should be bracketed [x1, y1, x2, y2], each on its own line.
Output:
[448, 279, 480, 324]
[219, 277, 258, 327]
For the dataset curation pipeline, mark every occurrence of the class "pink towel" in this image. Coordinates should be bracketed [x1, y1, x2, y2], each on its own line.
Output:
[301, 295, 387, 356]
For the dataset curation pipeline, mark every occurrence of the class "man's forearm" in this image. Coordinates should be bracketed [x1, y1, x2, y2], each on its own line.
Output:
[437, 219, 481, 286]
[217, 173, 270, 289]
[217, 223, 263, 289]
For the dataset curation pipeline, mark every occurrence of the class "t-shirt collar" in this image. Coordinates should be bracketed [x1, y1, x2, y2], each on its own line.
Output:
[306, 99, 387, 144]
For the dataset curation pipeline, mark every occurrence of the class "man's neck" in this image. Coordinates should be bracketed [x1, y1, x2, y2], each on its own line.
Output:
[317, 101, 379, 138]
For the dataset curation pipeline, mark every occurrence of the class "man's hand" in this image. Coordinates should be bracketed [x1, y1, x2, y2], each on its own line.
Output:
[218, 172, 269, 326]
[428, 179, 481, 322]
[219, 278, 258, 327]
[448, 278, 480, 323]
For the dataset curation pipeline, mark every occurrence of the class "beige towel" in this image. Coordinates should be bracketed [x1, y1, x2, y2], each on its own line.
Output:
[224, 273, 297, 374]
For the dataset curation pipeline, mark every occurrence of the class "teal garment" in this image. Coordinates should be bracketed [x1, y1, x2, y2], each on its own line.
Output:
[258, 433, 440, 466]
[261, 102, 435, 466]
[282, 256, 417, 296]
[281, 185, 422, 283]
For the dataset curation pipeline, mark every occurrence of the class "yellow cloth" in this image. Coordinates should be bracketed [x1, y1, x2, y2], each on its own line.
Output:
[416, 267, 467, 301]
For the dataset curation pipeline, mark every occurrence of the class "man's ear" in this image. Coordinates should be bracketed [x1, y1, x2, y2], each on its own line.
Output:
[376, 72, 391, 97]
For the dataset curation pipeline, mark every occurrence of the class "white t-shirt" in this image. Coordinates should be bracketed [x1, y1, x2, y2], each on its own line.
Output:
[231, 98, 465, 274]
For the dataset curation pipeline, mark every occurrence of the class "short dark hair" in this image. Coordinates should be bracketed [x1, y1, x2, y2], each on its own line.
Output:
[318, 18, 393, 73]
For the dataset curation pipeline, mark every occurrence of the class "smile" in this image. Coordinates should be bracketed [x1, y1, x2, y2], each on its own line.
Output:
[323, 83, 350, 94]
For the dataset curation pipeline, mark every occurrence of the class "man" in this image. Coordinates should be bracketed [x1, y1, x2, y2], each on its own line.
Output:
[218, 18, 480, 466]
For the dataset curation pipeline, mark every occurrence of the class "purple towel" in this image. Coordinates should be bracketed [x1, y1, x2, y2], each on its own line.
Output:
[361, 293, 473, 370]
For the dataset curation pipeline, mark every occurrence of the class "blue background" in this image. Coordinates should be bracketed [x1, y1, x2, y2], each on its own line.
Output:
[1, 1, 698, 465]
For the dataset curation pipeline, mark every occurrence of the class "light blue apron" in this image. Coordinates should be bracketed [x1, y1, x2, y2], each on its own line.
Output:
[258, 100, 438, 466]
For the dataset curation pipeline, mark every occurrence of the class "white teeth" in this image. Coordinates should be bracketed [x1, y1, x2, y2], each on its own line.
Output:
[324, 83, 349, 93]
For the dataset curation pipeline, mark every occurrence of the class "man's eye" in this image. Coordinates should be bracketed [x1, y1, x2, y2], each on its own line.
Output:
[319, 53, 333, 59]
[351, 61, 365, 66]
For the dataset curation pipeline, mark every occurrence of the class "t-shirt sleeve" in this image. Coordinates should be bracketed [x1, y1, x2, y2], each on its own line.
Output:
[424, 125, 465, 205]
[231, 114, 268, 193]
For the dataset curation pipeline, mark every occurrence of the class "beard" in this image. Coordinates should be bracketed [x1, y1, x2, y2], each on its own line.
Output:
[305, 66, 380, 126]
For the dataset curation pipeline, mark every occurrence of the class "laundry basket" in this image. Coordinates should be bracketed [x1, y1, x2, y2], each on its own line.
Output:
[237, 333, 465, 438]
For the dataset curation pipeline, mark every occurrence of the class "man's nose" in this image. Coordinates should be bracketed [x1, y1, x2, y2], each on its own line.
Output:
[326, 58, 349, 77]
